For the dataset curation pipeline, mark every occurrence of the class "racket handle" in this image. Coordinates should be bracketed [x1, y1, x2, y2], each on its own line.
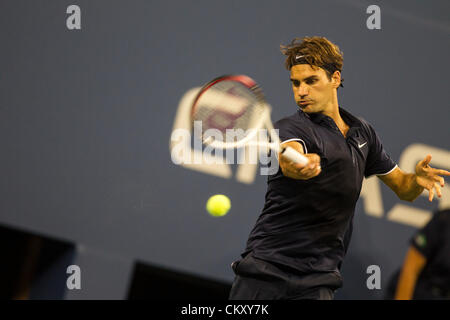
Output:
[281, 146, 309, 165]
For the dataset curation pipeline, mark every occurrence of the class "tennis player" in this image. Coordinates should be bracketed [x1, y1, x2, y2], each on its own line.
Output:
[228, 36, 450, 300]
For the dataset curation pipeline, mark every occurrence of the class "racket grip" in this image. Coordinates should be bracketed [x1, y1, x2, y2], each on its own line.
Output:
[281, 146, 309, 165]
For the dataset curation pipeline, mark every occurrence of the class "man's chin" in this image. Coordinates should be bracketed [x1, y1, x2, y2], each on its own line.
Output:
[298, 104, 313, 112]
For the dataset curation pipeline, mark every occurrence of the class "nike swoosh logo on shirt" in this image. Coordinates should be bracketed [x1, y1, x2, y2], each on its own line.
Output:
[358, 142, 367, 148]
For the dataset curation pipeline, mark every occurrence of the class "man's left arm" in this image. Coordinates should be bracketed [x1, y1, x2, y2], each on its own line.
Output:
[379, 154, 450, 202]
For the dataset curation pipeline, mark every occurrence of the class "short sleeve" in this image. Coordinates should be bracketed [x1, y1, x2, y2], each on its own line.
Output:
[362, 121, 397, 178]
[410, 211, 443, 259]
[274, 117, 311, 154]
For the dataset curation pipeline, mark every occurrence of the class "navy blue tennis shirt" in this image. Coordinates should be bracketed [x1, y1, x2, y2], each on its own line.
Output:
[242, 107, 397, 284]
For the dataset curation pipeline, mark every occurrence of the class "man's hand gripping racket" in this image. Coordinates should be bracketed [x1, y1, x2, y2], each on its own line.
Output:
[190, 75, 310, 169]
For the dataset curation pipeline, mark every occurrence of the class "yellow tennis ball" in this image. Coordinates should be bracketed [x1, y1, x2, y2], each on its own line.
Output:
[206, 194, 231, 217]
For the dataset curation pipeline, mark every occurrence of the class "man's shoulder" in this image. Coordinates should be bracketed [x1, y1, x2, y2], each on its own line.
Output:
[340, 107, 376, 138]
[272, 110, 313, 142]
[340, 107, 370, 128]
[355, 115, 372, 130]
[274, 110, 307, 128]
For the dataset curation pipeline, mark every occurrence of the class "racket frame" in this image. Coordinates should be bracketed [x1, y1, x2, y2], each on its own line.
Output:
[191, 75, 309, 166]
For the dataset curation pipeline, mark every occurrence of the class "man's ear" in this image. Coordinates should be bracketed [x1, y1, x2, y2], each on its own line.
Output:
[331, 71, 341, 88]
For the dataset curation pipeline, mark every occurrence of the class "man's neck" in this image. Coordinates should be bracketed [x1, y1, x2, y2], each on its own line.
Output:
[320, 102, 349, 137]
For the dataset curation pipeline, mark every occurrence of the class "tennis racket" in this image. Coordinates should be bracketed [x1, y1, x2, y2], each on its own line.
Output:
[190, 75, 309, 165]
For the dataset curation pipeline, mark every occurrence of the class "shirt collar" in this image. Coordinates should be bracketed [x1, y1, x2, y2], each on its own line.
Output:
[298, 107, 362, 129]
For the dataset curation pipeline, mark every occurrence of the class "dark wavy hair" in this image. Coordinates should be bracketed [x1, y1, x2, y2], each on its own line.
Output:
[280, 36, 344, 87]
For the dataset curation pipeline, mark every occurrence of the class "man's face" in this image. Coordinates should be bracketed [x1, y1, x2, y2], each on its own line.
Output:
[289, 64, 337, 114]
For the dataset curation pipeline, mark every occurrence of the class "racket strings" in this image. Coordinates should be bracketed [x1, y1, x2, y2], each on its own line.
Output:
[192, 81, 266, 143]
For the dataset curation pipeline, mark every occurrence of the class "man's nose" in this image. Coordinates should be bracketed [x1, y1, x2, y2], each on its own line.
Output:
[297, 84, 308, 97]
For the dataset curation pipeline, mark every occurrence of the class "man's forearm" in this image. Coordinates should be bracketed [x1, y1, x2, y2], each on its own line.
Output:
[397, 173, 424, 202]
[380, 156, 449, 203]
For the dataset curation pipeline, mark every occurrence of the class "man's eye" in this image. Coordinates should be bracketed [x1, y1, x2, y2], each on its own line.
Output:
[307, 79, 317, 84]
[292, 81, 300, 87]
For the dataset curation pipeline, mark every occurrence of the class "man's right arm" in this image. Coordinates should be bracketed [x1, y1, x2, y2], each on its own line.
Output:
[278, 141, 321, 180]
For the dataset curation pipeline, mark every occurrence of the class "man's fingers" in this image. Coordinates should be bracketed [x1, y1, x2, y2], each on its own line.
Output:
[294, 162, 321, 179]
[298, 166, 316, 176]
[428, 187, 434, 202]
[282, 152, 321, 180]
[433, 175, 445, 187]
[315, 166, 322, 176]
[422, 154, 432, 167]
[434, 169, 450, 176]
[281, 153, 306, 168]
[284, 164, 309, 179]
[292, 162, 307, 170]
[305, 154, 320, 166]
[294, 157, 320, 172]
[435, 183, 442, 198]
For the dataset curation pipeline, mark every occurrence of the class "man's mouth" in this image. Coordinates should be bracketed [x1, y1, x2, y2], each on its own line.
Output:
[298, 101, 312, 108]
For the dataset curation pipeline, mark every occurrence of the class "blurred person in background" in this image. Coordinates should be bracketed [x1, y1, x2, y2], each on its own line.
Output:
[394, 208, 450, 300]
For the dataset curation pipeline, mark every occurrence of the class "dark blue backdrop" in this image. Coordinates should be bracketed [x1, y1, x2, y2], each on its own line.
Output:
[0, 0, 449, 299]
